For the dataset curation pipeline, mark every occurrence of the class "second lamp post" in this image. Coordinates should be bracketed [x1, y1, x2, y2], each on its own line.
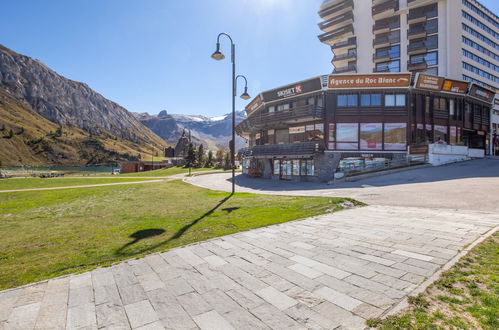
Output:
[211, 32, 250, 194]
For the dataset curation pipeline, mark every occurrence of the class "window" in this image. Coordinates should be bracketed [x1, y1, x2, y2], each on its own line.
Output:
[360, 93, 382, 106]
[300, 159, 315, 176]
[385, 94, 406, 106]
[268, 106, 275, 113]
[337, 94, 358, 107]
[360, 123, 382, 150]
[462, 49, 499, 72]
[375, 45, 400, 59]
[410, 51, 438, 67]
[375, 60, 400, 72]
[273, 160, 280, 175]
[462, 0, 499, 29]
[433, 97, 446, 110]
[336, 123, 359, 150]
[434, 125, 448, 142]
[384, 123, 407, 150]
[462, 11, 498, 39]
[463, 62, 499, 83]
[275, 129, 289, 144]
[462, 36, 499, 62]
[425, 35, 438, 50]
[449, 99, 455, 116]
[307, 97, 315, 105]
[462, 24, 499, 50]
[277, 103, 290, 111]
[425, 96, 431, 115]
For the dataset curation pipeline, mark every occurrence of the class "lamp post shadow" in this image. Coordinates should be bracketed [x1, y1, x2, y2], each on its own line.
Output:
[115, 193, 235, 256]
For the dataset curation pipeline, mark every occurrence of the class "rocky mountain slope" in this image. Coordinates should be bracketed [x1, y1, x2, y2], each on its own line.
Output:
[135, 110, 247, 150]
[0, 45, 167, 166]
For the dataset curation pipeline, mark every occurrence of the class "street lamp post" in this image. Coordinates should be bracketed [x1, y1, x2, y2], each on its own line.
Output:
[211, 32, 250, 194]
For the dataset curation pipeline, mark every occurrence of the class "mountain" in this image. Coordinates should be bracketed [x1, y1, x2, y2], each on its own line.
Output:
[134, 110, 247, 150]
[0, 45, 167, 166]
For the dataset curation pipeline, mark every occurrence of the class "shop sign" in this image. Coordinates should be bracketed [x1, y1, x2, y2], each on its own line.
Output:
[442, 79, 468, 94]
[315, 123, 324, 132]
[262, 77, 322, 102]
[468, 84, 495, 103]
[328, 74, 411, 88]
[306, 124, 315, 131]
[415, 73, 444, 91]
[245, 94, 263, 117]
[289, 126, 305, 134]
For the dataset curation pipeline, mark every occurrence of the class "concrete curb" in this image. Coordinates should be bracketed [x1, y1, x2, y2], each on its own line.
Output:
[379, 224, 499, 320]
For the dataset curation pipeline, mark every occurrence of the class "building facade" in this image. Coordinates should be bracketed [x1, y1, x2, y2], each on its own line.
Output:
[318, 0, 498, 94]
[236, 73, 494, 182]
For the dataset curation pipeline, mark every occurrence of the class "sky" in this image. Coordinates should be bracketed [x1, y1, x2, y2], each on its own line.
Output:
[1, 0, 498, 118]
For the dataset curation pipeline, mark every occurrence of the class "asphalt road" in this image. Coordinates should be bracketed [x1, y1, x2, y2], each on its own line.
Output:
[186, 159, 499, 212]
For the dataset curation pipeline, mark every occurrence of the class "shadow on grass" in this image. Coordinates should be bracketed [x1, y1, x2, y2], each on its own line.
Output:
[115, 193, 234, 257]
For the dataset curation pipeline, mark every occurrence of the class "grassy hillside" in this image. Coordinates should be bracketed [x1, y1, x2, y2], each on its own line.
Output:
[0, 88, 167, 166]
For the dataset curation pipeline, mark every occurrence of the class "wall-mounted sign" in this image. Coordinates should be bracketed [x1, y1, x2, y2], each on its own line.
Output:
[289, 126, 306, 134]
[468, 84, 495, 103]
[328, 74, 411, 88]
[415, 74, 444, 91]
[262, 77, 322, 102]
[442, 79, 468, 94]
[245, 94, 263, 117]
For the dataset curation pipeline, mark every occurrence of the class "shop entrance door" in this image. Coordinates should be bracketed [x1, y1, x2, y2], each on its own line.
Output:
[280, 160, 292, 180]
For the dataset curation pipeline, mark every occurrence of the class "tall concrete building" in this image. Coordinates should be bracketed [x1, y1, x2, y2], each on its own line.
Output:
[317, 0, 499, 93]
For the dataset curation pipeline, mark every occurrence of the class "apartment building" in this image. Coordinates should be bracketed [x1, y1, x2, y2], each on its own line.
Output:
[317, 0, 499, 93]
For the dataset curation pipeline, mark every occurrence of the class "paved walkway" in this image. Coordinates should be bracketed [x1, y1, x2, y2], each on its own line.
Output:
[1, 160, 498, 329]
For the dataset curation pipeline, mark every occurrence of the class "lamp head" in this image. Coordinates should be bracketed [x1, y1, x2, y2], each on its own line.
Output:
[211, 42, 225, 60]
[240, 87, 250, 100]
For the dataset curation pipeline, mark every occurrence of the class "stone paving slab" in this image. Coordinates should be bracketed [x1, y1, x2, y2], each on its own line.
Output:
[0, 205, 497, 330]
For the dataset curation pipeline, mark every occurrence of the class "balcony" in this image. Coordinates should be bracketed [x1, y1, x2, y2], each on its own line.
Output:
[407, 24, 427, 39]
[372, 17, 400, 34]
[318, 12, 354, 33]
[372, 0, 399, 19]
[373, 52, 390, 62]
[318, 24, 354, 45]
[407, 59, 428, 71]
[332, 64, 357, 74]
[407, 40, 427, 55]
[373, 33, 400, 47]
[331, 37, 357, 50]
[332, 51, 357, 64]
[319, 0, 354, 21]
[239, 142, 325, 158]
[407, 0, 437, 9]
[236, 105, 325, 134]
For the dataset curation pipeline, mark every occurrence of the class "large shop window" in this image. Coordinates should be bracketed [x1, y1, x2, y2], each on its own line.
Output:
[337, 94, 358, 107]
[360, 123, 383, 150]
[336, 123, 359, 150]
[434, 125, 448, 142]
[272, 159, 315, 176]
[385, 94, 406, 106]
[361, 94, 382, 106]
[384, 123, 407, 150]
[433, 97, 446, 111]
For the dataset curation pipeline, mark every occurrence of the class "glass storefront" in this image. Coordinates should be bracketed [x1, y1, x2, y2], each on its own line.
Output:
[273, 159, 315, 179]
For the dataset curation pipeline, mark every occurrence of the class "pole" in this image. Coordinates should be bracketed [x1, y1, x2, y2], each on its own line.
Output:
[231, 43, 236, 194]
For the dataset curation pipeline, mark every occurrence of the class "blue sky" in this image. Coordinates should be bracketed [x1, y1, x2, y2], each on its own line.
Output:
[1, 0, 498, 117]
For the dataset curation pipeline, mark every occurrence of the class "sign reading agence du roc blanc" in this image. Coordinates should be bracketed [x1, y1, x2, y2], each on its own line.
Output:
[328, 74, 411, 89]
[262, 77, 323, 102]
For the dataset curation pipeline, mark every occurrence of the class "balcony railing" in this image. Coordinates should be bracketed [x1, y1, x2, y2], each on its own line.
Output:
[236, 105, 325, 134]
[407, 59, 428, 71]
[331, 37, 356, 50]
[239, 142, 325, 157]
[372, 17, 400, 33]
[407, 24, 427, 39]
[373, 34, 400, 46]
[407, 40, 427, 54]
[318, 12, 354, 32]
[319, 0, 354, 20]
[372, 0, 399, 17]
[407, 0, 437, 9]
[332, 64, 357, 74]
[318, 24, 354, 43]
[332, 52, 357, 62]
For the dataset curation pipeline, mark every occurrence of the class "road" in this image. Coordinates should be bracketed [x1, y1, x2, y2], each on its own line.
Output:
[186, 159, 499, 212]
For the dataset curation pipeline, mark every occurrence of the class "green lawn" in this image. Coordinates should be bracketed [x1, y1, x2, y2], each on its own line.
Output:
[368, 232, 499, 330]
[0, 177, 158, 190]
[119, 166, 222, 177]
[0, 180, 358, 290]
